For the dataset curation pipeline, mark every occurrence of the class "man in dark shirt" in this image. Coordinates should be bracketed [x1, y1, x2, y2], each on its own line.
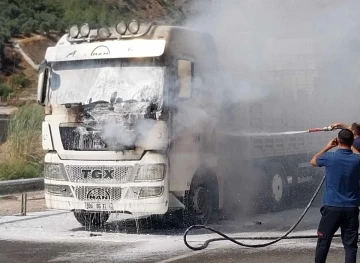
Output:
[311, 129, 360, 263]
[330, 122, 360, 151]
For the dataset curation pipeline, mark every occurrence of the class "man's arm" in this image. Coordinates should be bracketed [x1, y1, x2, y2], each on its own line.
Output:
[351, 146, 360, 154]
[330, 123, 350, 130]
[311, 138, 338, 166]
[311, 147, 331, 166]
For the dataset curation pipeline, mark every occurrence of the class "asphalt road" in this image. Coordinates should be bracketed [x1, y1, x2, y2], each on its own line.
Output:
[0, 239, 353, 263]
[172, 247, 354, 263]
[0, 181, 338, 263]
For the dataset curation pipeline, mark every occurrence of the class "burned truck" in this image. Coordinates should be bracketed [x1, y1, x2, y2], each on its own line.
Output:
[38, 21, 336, 226]
[37, 21, 221, 226]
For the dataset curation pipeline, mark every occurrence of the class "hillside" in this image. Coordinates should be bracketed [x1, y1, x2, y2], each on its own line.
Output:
[0, 0, 206, 180]
[100, 0, 191, 23]
[0, 0, 201, 103]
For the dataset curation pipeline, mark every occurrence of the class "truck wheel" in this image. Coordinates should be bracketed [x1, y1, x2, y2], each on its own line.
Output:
[182, 181, 214, 226]
[265, 165, 289, 211]
[73, 211, 110, 227]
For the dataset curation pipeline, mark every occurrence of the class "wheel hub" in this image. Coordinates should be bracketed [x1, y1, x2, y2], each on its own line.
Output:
[192, 186, 210, 219]
[272, 174, 283, 202]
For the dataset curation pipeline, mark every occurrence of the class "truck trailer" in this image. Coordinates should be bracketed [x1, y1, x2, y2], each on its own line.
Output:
[217, 37, 331, 214]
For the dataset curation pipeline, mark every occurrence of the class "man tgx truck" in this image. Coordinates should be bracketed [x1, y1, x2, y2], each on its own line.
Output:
[38, 21, 221, 226]
[38, 21, 328, 227]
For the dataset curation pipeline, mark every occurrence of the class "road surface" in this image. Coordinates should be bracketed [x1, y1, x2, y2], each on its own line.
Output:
[0, 206, 349, 263]
[0, 239, 352, 263]
[12, 41, 39, 70]
[0, 183, 352, 263]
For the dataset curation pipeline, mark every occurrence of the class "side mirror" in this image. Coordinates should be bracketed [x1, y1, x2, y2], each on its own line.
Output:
[37, 60, 49, 105]
[178, 60, 193, 99]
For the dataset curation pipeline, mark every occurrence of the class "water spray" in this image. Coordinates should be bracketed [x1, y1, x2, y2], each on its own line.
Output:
[223, 126, 336, 137]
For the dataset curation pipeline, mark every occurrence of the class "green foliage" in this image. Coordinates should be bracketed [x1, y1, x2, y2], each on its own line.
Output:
[0, 0, 141, 62]
[56, 20, 67, 33]
[12, 74, 31, 89]
[0, 103, 44, 180]
[7, 103, 44, 162]
[0, 0, 142, 40]
[0, 83, 12, 97]
[21, 17, 39, 37]
[0, 0, 60, 37]
[0, 160, 41, 180]
[39, 21, 50, 35]
[59, 0, 134, 26]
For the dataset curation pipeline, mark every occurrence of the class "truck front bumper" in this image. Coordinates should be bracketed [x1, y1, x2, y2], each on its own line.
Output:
[45, 194, 168, 217]
[44, 152, 169, 217]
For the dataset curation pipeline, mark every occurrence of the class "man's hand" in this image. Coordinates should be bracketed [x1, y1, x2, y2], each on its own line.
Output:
[325, 137, 339, 150]
[311, 137, 338, 166]
[330, 123, 349, 130]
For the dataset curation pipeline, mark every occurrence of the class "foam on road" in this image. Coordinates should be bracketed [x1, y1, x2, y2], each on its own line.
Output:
[0, 207, 339, 262]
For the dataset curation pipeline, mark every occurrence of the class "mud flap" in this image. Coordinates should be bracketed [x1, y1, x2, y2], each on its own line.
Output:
[169, 193, 185, 209]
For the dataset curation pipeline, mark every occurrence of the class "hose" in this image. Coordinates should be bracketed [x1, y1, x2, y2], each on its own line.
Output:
[184, 175, 332, 250]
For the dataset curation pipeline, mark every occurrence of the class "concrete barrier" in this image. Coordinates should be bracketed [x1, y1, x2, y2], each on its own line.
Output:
[0, 178, 44, 196]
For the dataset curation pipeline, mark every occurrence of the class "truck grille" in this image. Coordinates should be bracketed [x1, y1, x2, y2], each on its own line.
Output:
[74, 186, 122, 201]
[65, 165, 133, 183]
[59, 126, 135, 151]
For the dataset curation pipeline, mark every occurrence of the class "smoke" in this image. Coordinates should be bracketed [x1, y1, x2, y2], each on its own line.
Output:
[181, 0, 360, 215]
[55, 0, 360, 218]
[187, 0, 360, 119]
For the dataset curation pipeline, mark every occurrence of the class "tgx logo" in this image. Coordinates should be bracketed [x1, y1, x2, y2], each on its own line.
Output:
[81, 169, 114, 179]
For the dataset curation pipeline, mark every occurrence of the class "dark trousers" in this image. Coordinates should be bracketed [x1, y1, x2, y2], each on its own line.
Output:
[315, 206, 359, 263]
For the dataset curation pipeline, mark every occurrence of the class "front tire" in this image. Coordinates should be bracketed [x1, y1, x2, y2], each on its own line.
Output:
[74, 211, 110, 227]
[182, 180, 215, 227]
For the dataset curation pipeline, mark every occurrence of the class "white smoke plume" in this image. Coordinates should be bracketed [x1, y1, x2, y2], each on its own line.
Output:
[180, 0, 360, 215]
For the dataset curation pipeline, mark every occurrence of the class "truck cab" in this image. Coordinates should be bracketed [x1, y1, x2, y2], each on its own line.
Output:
[38, 21, 221, 226]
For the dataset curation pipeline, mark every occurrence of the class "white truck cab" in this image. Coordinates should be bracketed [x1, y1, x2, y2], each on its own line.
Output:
[38, 21, 221, 226]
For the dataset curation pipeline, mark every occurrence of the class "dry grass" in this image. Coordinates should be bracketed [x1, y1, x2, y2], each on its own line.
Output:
[0, 103, 44, 180]
[18, 36, 57, 65]
[0, 191, 46, 215]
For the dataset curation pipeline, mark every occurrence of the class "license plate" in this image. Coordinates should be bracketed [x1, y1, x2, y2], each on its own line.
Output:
[85, 202, 113, 211]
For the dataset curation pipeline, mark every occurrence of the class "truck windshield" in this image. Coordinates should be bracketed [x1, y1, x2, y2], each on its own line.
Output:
[49, 58, 165, 107]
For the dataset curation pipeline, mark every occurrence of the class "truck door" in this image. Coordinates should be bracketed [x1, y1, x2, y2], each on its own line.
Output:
[168, 60, 201, 192]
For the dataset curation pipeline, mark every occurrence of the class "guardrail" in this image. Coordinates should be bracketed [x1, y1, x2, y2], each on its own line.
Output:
[0, 178, 44, 196]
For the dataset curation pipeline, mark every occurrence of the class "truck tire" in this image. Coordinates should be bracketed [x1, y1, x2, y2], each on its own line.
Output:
[265, 164, 289, 211]
[181, 179, 215, 227]
[73, 211, 110, 227]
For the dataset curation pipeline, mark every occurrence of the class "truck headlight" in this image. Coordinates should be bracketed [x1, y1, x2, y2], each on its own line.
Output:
[135, 164, 165, 182]
[126, 187, 164, 199]
[139, 187, 164, 198]
[69, 25, 79, 38]
[44, 163, 67, 181]
[45, 184, 73, 197]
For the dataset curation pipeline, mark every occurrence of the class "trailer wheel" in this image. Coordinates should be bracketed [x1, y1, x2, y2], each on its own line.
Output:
[73, 211, 110, 227]
[265, 165, 289, 211]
